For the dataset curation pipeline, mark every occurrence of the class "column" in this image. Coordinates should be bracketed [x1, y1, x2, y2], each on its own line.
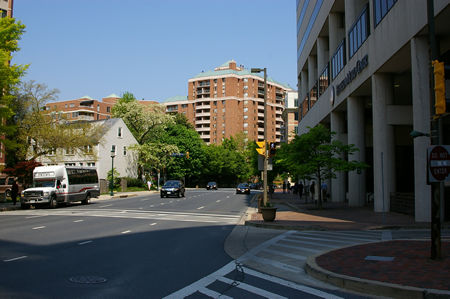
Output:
[308, 56, 317, 90]
[328, 13, 340, 57]
[372, 74, 396, 212]
[317, 37, 329, 74]
[411, 36, 431, 222]
[300, 70, 308, 101]
[331, 111, 346, 202]
[347, 97, 366, 206]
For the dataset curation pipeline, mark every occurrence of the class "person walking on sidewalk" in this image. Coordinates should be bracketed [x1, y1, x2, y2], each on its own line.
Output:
[11, 180, 19, 205]
[321, 181, 328, 202]
[310, 181, 315, 202]
[282, 181, 286, 194]
[298, 181, 304, 201]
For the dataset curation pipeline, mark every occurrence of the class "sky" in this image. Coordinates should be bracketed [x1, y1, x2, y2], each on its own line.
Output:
[13, 0, 297, 103]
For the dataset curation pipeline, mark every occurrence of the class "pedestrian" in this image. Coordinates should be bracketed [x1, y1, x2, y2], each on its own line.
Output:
[310, 181, 315, 202]
[298, 181, 304, 201]
[11, 180, 19, 206]
[282, 181, 286, 194]
[287, 182, 291, 193]
[147, 180, 152, 191]
[321, 181, 328, 202]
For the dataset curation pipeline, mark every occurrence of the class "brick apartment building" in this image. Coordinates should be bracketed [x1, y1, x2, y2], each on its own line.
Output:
[281, 90, 299, 144]
[162, 60, 294, 145]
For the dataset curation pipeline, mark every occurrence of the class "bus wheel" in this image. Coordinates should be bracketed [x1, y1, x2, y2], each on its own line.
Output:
[49, 196, 58, 209]
[82, 193, 90, 205]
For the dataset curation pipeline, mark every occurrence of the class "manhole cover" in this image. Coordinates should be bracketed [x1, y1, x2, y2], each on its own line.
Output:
[69, 275, 107, 284]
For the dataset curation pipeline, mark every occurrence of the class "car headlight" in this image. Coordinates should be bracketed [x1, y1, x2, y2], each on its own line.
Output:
[43, 191, 50, 196]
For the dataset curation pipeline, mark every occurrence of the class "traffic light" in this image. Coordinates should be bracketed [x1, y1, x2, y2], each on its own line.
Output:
[256, 141, 265, 156]
[269, 142, 276, 156]
[433, 60, 446, 116]
[186, 151, 189, 159]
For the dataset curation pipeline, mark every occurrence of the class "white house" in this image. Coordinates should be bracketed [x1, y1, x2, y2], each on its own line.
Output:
[36, 118, 138, 180]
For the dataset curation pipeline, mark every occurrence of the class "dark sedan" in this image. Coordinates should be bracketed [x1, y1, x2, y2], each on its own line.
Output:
[236, 183, 250, 194]
[206, 181, 217, 190]
[160, 180, 185, 198]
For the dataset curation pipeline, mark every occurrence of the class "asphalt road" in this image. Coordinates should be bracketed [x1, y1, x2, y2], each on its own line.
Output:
[0, 188, 252, 298]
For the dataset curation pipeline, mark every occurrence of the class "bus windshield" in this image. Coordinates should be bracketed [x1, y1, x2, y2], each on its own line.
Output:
[33, 180, 56, 188]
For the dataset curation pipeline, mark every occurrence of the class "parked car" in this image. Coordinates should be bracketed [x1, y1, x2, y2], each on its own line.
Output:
[236, 183, 250, 194]
[250, 183, 262, 190]
[0, 175, 23, 198]
[160, 180, 185, 198]
[206, 181, 217, 190]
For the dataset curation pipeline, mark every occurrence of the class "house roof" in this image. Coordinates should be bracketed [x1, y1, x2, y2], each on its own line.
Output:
[162, 95, 188, 103]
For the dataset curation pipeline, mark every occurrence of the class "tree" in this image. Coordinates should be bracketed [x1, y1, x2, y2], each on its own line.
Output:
[160, 113, 205, 187]
[2, 160, 41, 187]
[0, 17, 28, 165]
[14, 81, 105, 162]
[112, 92, 176, 180]
[275, 124, 368, 208]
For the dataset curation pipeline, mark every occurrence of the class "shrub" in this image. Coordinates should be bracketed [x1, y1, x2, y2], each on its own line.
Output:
[125, 177, 145, 188]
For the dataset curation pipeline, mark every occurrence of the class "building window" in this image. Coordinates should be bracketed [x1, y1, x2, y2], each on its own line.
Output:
[374, 0, 397, 26]
[70, 103, 75, 108]
[72, 112, 78, 118]
[243, 123, 248, 128]
[123, 146, 127, 156]
[294, 112, 299, 121]
[331, 40, 346, 80]
[87, 162, 95, 167]
[65, 104, 68, 108]
[294, 99, 299, 107]
[319, 63, 330, 96]
[243, 107, 248, 112]
[97, 105, 100, 112]
[348, 5, 370, 58]
[65, 148, 75, 155]
[84, 145, 93, 154]
[117, 127, 122, 137]
[244, 115, 248, 120]
[107, 106, 111, 113]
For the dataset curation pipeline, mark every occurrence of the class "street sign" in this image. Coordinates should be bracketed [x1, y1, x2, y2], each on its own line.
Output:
[258, 155, 272, 171]
[428, 145, 450, 182]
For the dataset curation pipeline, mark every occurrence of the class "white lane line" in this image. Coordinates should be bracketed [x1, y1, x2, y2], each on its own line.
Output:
[217, 276, 288, 299]
[197, 206, 204, 210]
[121, 230, 131, 234]
[4, 256, 27, 262]
[150, 223, 157, 226]
[150, 205, 155, 207]
[198, 287, 232, 299]
[99, 204, 112, 208]
[32, 226, 46, 230]
[216, 200, 221, 203]
[226, 196, 230, 198]
[26, 215, 45, 219]
[73, 220, 84, 223]
[78, 240, 93, 245]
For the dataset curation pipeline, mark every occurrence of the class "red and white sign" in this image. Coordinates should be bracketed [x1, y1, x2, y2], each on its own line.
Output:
[428, 145, 450, 182]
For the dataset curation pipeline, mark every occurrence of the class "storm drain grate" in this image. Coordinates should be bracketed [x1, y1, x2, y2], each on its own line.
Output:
[69, 275, 107, 284]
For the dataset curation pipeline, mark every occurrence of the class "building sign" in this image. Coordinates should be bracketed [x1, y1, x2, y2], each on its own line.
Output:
[428, 145, 450, 182]
[336, 54, 368, 95]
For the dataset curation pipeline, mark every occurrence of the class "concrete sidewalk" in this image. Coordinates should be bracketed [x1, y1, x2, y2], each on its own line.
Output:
[235, 191, 450, 298]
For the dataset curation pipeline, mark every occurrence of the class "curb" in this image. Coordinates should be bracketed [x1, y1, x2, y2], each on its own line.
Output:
[304, 246, 450, 299]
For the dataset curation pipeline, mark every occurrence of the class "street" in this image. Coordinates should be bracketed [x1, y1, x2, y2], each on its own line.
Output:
[0, 189, 249, 298]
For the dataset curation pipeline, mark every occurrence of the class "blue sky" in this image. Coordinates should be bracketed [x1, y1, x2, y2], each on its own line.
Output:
[13, 0, 297, 103]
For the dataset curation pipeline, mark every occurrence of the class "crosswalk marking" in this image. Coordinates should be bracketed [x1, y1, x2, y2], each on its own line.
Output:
[217, 276, 288, 299]
[6, 208, 241, 225]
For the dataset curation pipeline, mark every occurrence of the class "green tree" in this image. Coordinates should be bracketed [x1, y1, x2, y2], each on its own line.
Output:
[14, 81, 105, 162]
[0, 17, 28, 164]
[160, 113, 205, 187]
[275, 124, 368, 208]
[112, 92, 175, 179]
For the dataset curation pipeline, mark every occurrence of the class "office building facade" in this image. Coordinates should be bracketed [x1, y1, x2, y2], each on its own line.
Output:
[296, 0, 449, 221]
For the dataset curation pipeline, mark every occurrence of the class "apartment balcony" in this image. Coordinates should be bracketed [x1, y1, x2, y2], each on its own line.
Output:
[196, 126, 210, 132]
[77, 115, 95, 121]
[258, 112, 264, 118]
[196, 111, 210, 117]
[195, 104, 211, 110]
[197, 81, 210, 87]
[195, 118, 210, 125]
[196, 88, 210, 95]
[258, 82, 264, 88]
[258, 127, 264, 133]
[200, 134, 211, 139]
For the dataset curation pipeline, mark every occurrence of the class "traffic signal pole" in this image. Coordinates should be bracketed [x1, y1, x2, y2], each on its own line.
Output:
[427, 0, 441, 260]
[263, 68, 268, 207]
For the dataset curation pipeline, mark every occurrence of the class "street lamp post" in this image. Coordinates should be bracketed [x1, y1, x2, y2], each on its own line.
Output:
[251, 67, 268, 206]
[110, 149, 115, 196]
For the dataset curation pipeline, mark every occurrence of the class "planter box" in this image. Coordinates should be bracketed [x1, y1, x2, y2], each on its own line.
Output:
[261, 207, 277, 222]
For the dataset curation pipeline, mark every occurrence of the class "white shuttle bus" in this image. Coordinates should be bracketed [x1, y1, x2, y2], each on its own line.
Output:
[21, 165, 100, 209]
